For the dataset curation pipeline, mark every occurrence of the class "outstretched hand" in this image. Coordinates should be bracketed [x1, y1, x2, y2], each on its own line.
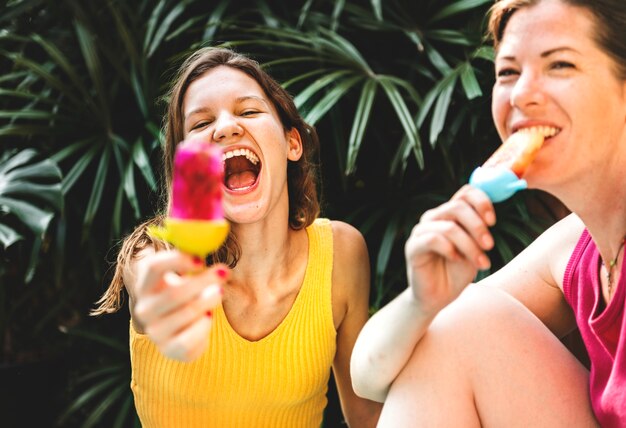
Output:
[405, 185, 496, 316]
[133, 250, 229, 362]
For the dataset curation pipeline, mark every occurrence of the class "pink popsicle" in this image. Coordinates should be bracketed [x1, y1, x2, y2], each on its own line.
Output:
[170, 140, 224, 220]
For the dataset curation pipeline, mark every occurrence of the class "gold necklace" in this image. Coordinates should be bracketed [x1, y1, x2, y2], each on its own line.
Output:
[603, 237, 626, 299]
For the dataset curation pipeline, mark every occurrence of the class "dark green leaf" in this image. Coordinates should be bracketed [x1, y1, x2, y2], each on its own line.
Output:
[6, 53, 85, 107]
[0, 148, 37, 175]
[379, 77, 423, 168]
[143, 0, 166, 54]
[304, 75, 362, 125]
[0, 196, 54, 235]
[132, 138, 157, 191]
[203, 0, 230, 40]
[146, 2, 186, 58]
[459, 62, 482, 99]
[61, 144, 100, 194]
[370, 0, 383, 21]
[0, 223, 22, 249]
[346, 79, 377, 174]
[0, 182, 63, 211]
[425, 29, 473, 46]
[430, 0, 492, 23]
[293, 70, 352, 109]
[83, 383, 129, 428]
[430, 73, 457, 145]
[74, 19, 108, 123]
[31, 33, 90, 101]
[58, 376, 123, 425]
[82, 145, 111, 235]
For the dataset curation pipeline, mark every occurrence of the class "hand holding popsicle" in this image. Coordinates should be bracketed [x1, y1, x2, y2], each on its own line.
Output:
[469, 130, 545, 202]
[134, 139, 229, 362]
[148, 139, 230, 259]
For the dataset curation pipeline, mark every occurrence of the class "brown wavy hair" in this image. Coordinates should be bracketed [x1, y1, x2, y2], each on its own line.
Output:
[92, 47, 321, 315]
[487, 0, 626, 79]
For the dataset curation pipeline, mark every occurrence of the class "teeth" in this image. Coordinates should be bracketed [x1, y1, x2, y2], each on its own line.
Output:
[222, 148, 259, 165]
[517, 126, 559, 138]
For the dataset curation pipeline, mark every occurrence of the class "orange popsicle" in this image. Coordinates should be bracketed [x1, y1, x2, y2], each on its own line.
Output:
[482, 129, 545, 178]
[469, 129, 546, 202]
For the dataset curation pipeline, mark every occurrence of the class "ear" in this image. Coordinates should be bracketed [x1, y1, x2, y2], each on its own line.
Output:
[286, 128, 303, 161]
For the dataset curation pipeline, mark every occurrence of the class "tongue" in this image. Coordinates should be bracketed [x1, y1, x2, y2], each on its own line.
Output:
[226, 171, 257, 190]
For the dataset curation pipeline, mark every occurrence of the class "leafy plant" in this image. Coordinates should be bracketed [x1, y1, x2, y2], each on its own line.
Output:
[0, 148, 64, 361]
[0, 148, 63, 281]
[59, 325, 140, 428]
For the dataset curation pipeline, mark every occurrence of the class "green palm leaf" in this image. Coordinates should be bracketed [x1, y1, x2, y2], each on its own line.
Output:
[0, 223, 22, 248]
[346, 79, 377, 174]
[378, 76, 423, 168]
[430, 0, 493, 23]
[304, 75, 363, 125]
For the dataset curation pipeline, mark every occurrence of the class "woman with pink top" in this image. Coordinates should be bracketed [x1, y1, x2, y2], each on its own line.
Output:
[351, 0, 625, 426]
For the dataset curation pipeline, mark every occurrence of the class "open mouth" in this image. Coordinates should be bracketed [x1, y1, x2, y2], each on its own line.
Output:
[222, 148, 261, 192]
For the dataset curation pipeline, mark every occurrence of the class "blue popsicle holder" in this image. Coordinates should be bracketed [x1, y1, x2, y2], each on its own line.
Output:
[468, 166, 528, 203]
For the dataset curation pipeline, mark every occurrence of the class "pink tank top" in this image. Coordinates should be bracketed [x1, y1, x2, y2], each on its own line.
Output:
[563, 229, 626, 427]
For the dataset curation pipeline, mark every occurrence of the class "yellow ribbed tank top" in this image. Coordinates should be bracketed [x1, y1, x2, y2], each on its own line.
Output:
[129, 218, 337, 427]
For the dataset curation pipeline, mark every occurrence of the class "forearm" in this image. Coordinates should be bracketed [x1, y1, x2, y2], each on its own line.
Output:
[350, 288, 436, 402]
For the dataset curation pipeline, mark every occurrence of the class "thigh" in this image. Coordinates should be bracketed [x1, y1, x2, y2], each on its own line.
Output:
[378, 285, 598, 428]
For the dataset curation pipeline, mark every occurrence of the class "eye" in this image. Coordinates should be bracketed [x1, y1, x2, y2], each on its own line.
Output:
[496, 67, 519, 78]
[190, 120, 211, 131]
[551, 61, 575, 70]
[241, 110, 260, 117]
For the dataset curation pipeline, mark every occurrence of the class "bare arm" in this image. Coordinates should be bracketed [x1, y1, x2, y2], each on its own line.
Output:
[330, 221, 383, 427]
[351, 187, 580, 402]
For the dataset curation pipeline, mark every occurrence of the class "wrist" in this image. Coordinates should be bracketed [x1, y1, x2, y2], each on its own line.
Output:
[402, 288, 440, 323]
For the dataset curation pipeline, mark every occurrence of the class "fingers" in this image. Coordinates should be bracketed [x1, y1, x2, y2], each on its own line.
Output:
[409, 220, 490, 271]
[134, 266, 226, 325]
[144, 284, 223, 344]
[135, 250, 205, 295]
[413, 185, 496, 269]
[160, 315, 214, 362]
[132, 255, 230, 361]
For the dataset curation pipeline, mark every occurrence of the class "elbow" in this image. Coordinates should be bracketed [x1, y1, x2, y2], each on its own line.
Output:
[350, 353, 389, 403]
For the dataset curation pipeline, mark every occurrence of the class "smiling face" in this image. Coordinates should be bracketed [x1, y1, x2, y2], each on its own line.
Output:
[182, 66, 303, 225]
[491, 0, 626, 193]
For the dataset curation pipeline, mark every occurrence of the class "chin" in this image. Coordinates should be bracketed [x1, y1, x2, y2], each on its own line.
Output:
[223, 205, 267, 226]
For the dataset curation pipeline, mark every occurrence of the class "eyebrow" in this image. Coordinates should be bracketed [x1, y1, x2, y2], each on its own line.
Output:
[184, 95, 270, 121]
[497, 46, 582, 62]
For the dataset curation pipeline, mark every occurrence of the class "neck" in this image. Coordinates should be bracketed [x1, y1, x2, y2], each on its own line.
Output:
[229, 213, 299, 292]
[551, 150, 626, 263]
[566, 196, 626, 266]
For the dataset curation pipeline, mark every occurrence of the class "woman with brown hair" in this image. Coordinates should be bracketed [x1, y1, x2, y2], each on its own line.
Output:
[93, 47, 381, 427]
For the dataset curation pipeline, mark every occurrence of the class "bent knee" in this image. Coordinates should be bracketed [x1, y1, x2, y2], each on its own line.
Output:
[429, 284, 545, 341]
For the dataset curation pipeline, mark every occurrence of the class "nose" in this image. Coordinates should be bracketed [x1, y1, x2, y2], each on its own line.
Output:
[212, 112, 243, 143]
[509, 70, 546, 109]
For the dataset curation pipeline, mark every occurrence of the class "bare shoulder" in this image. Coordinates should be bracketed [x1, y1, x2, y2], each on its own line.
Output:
[486, 213, 584, 287]
[480, 212, 584, 335]
[330, 220, 368, 258]
[514, 212, 585, 284]
[538, 212, 585, 288]
[330, 220, 370, 283]
[329, 220, 371, 322]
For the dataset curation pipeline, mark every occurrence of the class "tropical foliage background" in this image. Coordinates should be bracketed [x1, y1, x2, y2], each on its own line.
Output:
[0, 0, 565, 426]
